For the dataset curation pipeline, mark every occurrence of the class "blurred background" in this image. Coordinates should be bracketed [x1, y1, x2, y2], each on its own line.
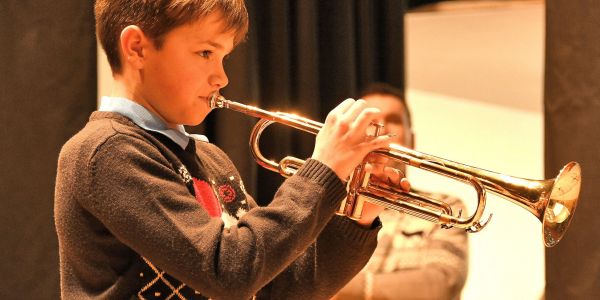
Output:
[2, 0, 599, 299]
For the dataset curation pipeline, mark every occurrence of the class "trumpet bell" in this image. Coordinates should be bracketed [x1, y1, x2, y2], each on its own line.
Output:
[543, 162, 581, 247]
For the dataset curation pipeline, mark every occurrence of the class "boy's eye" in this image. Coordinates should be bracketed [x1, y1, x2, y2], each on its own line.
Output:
[198, 50, 212, 58]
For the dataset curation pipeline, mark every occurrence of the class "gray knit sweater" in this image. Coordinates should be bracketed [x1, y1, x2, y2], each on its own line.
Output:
[54, 112, 380, 299]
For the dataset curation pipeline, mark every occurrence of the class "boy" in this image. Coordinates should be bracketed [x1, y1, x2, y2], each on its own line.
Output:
[55, 1, 403, 299]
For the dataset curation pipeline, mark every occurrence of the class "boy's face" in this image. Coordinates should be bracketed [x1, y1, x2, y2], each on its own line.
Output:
[136, 10, 235, 127]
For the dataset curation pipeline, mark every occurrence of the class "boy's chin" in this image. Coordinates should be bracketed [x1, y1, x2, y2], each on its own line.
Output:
[182, 112, 209, 127]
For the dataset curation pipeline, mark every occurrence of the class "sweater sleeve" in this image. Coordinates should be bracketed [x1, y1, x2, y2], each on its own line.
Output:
[257, 215, 381, 300]
[82, 132, 367, 299]
[237, 166, 381, 300]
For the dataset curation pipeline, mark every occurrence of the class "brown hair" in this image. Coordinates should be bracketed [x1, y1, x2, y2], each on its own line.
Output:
[95, 0, 249, 74]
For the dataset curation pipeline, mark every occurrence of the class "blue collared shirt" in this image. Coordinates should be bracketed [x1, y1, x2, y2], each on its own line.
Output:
[98, 96, 208, 149]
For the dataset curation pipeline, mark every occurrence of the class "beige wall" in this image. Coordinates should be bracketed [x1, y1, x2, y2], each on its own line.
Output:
[405, 3, 545, 299]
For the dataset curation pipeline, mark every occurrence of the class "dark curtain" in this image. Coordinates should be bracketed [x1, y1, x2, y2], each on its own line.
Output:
[0, 0, 97, 298]
[544, 0, 600, 299]
[198, 0, 406, 204]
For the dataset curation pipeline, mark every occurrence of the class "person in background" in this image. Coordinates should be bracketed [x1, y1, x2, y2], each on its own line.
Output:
[335, 83, 469, 300]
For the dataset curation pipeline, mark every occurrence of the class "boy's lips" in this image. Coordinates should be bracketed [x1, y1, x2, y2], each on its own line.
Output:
[200, 92, 219, 108]
[198, 96, 212, 109]
[199, 92, 217, 101]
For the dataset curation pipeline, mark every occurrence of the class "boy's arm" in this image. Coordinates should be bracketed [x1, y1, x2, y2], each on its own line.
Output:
[83, 135, 348, 299]
[256, 215, 381, 300]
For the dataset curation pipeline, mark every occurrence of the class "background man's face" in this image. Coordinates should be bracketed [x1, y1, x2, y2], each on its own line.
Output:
[363, 93, 411, 148]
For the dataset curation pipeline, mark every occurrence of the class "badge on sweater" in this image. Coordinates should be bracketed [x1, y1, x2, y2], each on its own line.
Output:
[178, 164, 249, 229]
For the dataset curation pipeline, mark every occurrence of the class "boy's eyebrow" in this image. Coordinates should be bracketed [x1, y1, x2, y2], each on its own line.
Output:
[194, 39, 224, 49]
[207, 41, 224, 49]
[194, 38, 234, 53]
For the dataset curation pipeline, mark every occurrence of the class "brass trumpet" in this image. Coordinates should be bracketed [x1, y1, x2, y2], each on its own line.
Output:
[209, 93, 582, 247]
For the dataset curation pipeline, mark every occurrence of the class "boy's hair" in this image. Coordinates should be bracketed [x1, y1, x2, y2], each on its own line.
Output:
[95, 0, 249, 74]
[359, 82, 412, 127]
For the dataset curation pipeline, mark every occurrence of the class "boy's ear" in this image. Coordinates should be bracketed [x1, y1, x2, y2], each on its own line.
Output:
[119, 25, 149, 69]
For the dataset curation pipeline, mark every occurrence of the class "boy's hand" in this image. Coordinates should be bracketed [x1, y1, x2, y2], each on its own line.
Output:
[312, 98, 395, 180]
[355, 161, 411, 227]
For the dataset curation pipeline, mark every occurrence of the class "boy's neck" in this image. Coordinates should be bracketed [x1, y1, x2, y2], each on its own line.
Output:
[111, 73, 137, 101]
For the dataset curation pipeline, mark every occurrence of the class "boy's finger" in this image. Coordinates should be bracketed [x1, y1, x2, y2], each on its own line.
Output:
[365, 134, 395, 151]
[350, 107, 381, 138]
[400, 178, 411, 191]
[328, 98, 356, 117]
[351, 135, 394, 169]
[342, 99, 368, 122]
[384, 167, 400, 185]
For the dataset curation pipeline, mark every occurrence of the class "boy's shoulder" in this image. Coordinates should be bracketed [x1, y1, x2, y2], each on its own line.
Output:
[60, 111, 153, 159]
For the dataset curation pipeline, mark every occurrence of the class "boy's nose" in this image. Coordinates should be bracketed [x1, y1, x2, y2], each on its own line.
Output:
[209, 64, 229, 89]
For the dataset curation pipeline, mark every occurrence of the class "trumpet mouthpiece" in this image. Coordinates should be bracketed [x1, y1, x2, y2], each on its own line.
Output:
[209, 92, 225, 109]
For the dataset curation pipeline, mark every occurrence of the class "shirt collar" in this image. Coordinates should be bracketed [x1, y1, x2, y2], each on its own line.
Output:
[99, 96, 208, 149]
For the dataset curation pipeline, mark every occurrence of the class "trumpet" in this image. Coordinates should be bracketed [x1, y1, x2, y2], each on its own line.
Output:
[209, 93, 582, 247]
